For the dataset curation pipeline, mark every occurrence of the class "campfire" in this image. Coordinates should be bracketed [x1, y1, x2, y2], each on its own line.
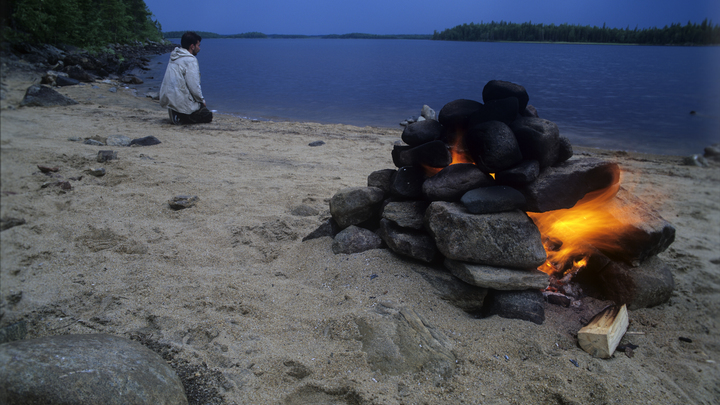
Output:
[319, 80, 675, 326]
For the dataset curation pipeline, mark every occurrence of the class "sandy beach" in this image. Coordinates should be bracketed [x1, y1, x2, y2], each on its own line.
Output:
[1, 67, 719, 404]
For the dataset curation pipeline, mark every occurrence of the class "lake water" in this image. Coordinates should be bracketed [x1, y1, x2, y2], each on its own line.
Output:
[142, 38, 720, 155]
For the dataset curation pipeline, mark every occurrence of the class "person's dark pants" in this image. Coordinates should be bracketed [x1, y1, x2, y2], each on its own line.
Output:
[171, 107, 213, 124]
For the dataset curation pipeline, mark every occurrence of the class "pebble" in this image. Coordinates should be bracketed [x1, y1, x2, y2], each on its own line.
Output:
[87, 168, 106, 177]
[168, 195, 199, 210]
[308, 141, 325, 147]
[84, 139, 105, 146]
[97, 150, 118, 162]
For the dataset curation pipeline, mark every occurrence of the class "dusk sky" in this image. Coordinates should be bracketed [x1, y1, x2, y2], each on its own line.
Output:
[144, 0, 720, 35]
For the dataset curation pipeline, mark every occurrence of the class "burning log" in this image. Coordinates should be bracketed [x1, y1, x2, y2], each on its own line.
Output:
[577, 304, 629, 358]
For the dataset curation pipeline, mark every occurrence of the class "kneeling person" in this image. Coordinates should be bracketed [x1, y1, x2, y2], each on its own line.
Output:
[160, 31, 213, 124]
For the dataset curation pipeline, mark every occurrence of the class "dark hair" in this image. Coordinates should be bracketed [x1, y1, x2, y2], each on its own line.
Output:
[181, 32, 202, 49]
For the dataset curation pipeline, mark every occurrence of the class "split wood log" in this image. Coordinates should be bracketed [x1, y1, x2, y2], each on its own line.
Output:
[577, 304, 628, 358]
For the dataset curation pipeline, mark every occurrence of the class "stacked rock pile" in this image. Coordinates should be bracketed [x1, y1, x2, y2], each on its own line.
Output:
[317, 80, 676, 323]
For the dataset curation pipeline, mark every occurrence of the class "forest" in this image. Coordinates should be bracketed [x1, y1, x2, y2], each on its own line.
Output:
[432, 20, 720, 45]
[162, 31, 432, 40]
[1, 0, 164, 48]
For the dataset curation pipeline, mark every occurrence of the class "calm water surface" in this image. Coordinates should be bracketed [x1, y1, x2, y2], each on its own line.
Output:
[142, 38, 720, 155]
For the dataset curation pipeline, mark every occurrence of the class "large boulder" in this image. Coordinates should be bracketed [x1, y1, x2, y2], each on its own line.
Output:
[0, 334, 187, 405]
[424, 202, 546, 268]
[20, 85, 78, 107]
[329, 187, 385, 228]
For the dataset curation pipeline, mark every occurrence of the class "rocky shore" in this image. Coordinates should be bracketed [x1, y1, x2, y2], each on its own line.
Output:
[1, 65, 719, 404]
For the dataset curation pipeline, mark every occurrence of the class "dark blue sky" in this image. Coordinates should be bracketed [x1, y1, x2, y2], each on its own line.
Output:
[144, 0, 720, 35]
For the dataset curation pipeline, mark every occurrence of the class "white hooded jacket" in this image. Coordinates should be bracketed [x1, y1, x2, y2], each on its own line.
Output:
[159, 47, 205, 114]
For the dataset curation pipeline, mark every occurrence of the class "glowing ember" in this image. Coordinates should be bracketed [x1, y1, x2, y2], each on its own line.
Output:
[527, 181, 640, 278]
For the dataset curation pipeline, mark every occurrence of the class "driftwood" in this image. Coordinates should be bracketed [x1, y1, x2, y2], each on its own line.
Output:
[577, 304, 628, 358]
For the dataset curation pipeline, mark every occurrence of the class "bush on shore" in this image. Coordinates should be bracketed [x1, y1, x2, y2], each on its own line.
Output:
[1, 0, 163, 49]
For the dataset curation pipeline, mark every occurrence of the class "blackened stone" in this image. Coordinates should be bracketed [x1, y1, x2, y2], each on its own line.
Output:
[382, 201, 429, 230]
[20, 85, 78, 107]
[522, 105, 539, 118]
[410, 140, 452, 168]
[302, 217, 341, 241]
[556, 136, 573, 165]
[483, 289, 545, 325]
[130, 136, 161, 146]
[411, 266, 488, 313]
[391, 166, 426, 199]
[378, 219, 437, 262]
[368, 169, 396, 195]
[308, 140, 325, 147]
[464, 121, 523, 172]
[332, 225, 383, 254]
[425, 202, 546, 268]
[445, 259, 549, 290]
[401, 120, 444, 147]
[330, 187, 385, 228]
[438, 99, 483, 129]
[482, 80, 529, 113]
[56, 76, 80, 86]
[510, 117, 561, 168]
[0, 334, 188, 405]
[391, 144, 413, 167]
[422, 163, 493, 201]
[460, 185, 527, 214]
[469, 97, 520, 126]
[517, 158, 620, 212]
[494, 160, 540, 186]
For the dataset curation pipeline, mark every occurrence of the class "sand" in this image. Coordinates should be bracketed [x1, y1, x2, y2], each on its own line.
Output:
[1, 66, 719, 405]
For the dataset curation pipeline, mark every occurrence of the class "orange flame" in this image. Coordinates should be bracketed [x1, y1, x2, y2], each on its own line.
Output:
[527, 181, 638, 276]
[423, 132, 476, 177]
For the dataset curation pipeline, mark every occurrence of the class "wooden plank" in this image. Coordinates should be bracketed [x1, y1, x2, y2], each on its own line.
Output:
[577, 304, 629, 358]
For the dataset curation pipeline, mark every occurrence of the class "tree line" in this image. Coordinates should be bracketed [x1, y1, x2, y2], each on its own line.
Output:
[162, 31, 432, 40]
[1, 0, 164, 48]
[432, 20, 720, 45]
